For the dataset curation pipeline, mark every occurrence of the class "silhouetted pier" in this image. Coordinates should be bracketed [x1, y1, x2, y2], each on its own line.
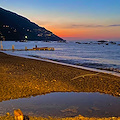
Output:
[0, 47, 54, 51]
[0, 41, 55, 51]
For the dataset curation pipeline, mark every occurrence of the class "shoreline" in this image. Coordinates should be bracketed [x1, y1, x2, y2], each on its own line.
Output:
[3, 51, 120, 77]
[0, 52, 120, 119]
[2, 40, 120, 77]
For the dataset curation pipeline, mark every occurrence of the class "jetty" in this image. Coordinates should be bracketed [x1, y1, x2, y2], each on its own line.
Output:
[0, 47, 54, 51]
[0, 41, 54, 51]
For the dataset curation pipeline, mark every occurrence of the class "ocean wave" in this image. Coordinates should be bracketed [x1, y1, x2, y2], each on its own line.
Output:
[76, 63, 120, 73]
[27, 55, 120, 73]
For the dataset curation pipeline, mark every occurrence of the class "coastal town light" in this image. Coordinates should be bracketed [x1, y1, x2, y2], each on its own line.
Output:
[25, 36, 28, 39]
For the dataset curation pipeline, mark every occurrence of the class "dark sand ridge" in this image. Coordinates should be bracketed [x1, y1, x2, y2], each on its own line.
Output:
[0, 52, 120, 120]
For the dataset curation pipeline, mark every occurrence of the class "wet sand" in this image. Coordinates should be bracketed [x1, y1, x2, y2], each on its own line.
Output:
[0, 52, 120, 119]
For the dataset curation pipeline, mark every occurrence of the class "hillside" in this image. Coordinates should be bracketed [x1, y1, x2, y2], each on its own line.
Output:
[0, 7, 64, 41]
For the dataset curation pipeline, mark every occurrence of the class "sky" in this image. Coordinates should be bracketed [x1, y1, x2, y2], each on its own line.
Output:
[0, 0, 120, 41]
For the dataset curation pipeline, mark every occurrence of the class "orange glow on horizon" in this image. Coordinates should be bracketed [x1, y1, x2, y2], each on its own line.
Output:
[49, 27, 120, 39]
[37, 22, 120, 40]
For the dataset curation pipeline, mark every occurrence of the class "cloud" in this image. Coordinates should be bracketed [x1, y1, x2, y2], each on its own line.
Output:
[108, 24, 120, 27]
[63, 24, 120, 29]
[71, 24, 104, 28]
[35, 19, 120, 29]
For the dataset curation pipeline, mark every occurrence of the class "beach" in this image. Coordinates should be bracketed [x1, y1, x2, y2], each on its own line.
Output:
[0, 52, 120, 119]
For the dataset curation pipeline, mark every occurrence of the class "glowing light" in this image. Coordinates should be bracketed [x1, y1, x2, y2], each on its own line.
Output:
[25, 36, 28, 39]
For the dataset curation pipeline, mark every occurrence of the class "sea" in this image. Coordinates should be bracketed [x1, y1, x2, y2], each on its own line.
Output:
[1, 40, 120, 76]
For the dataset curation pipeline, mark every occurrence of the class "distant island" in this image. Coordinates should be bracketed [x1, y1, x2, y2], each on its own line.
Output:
[0, 7, 65, 42]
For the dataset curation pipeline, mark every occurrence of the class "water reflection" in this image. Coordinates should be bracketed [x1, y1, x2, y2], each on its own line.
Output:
[0, 92, 120, 117]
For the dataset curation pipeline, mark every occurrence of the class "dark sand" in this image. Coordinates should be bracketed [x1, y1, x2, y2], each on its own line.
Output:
[0, 52, 120, 120]
[1, 115, 120, 120]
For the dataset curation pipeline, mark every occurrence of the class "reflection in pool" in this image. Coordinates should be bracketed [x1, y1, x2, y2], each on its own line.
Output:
[0, 92, 120, 117]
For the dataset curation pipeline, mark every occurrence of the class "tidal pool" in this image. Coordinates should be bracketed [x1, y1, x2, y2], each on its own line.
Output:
[0, 92, 120, 118]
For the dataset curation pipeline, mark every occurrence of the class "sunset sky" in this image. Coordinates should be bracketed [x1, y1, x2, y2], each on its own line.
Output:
[0, 0, 120, 41]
